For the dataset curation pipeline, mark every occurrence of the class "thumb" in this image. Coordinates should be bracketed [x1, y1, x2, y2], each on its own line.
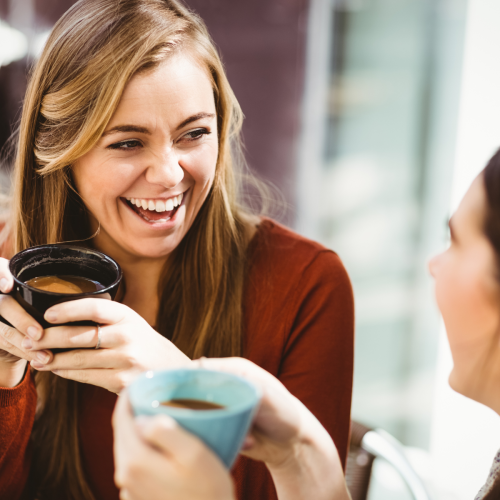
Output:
[135, 414, 214, 467]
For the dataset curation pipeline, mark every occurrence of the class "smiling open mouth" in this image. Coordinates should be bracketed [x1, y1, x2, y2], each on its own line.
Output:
[124, 192, 184, 223]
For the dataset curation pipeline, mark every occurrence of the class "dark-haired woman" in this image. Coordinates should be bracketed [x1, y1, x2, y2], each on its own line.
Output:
[0, 1, 354, 499]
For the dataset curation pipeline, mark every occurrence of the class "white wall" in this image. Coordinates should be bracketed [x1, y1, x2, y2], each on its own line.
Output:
[429, 0, 500, 497]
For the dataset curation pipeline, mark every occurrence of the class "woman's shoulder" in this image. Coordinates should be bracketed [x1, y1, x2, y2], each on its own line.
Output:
[247, 217, 350, 291]
[242, 217, 354, 374]
[250, 217, 344, 269]
[476, 449, 500, 499]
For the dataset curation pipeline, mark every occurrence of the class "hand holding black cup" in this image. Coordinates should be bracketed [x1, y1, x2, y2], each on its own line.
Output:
[0, 244, 122, 354]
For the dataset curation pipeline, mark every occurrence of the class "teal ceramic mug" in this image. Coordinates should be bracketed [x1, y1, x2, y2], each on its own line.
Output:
[128, 368, 261, 468]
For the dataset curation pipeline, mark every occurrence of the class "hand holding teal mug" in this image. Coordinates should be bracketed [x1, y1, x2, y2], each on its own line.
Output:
[128, 368, 261, 468]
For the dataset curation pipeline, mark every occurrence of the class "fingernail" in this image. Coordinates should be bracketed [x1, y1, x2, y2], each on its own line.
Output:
[45, 310, 57, 322]
[21, 337, 32, 350]
[27, 326, 41, 340]
[36, 351, 50, 364]
[0, 278, 8, 292]
[30, 360, 44, 370]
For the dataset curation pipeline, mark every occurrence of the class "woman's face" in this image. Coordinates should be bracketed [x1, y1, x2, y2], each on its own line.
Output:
[72, 53, 218, 261]
[429, 175, 500, 405]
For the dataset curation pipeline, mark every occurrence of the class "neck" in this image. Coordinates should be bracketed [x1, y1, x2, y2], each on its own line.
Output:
[451, 347, 500, 417]
[92, 232, 168, 327]
[477, 366, 500, 416]
[120, 258, 166, 326]
[87, 212, 261, 326]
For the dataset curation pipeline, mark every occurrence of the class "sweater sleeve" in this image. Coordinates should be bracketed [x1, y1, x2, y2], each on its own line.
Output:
[0, 367, 37, 499]
[279, 251, 354, 468]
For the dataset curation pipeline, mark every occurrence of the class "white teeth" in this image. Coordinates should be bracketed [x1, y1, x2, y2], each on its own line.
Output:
[127, 193, 184, 212]
[144, 216, 171, 223]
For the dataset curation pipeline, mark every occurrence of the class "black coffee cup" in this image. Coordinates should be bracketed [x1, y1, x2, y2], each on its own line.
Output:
[1, 244, 122, 331]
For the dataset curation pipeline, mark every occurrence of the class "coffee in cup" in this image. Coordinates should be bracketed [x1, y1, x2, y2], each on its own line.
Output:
[1, 244, 122, 330]
[161, 399, 225, 410]
[129, 368, 261, 468]
[25, 275, 106, 294]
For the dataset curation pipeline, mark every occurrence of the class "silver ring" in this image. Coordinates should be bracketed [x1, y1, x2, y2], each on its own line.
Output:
[95, 324, 102, 350]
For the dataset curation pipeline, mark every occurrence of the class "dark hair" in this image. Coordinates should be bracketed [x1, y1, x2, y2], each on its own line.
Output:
[483, 149, 500, 262]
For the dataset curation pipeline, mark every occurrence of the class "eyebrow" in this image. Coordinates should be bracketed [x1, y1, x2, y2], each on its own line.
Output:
[101, 125, 150, 137]
[101, 112, 216, 138]
[176, 112, 215, 130]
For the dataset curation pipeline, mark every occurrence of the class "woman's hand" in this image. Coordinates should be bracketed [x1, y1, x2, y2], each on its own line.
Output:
[0, 258, 52, 387]
[193, 357, 351, 500]
[113, 392, 235, 500]
[23, 298, 191, 393]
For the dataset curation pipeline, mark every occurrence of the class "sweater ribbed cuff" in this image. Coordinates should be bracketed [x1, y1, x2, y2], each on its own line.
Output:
[0, 366, 32, 407]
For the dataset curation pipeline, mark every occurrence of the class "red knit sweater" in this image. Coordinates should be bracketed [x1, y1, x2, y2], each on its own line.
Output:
[0, 219, 354, 500]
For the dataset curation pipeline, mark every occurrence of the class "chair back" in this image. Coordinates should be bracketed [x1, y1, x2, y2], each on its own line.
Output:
[345, 421, 376, 500]
[346, 420, 433, 500]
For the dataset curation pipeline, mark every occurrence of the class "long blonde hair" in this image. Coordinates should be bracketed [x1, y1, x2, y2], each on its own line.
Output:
[12, 1, 249, 497]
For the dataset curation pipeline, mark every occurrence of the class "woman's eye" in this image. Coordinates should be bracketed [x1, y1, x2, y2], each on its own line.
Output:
[108, 140, 142, 150]
[181, 128, 210, 142]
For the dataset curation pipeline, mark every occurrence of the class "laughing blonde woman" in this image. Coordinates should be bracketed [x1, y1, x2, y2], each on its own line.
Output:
[0, 1, 354, 499]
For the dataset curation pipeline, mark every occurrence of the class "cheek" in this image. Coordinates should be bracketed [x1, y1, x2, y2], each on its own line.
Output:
[181, 142, 218, 187]
[435, 254, 500, 354]
[72, 157, 137, 205]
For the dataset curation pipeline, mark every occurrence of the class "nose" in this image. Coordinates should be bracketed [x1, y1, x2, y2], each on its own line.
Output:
[145, 146, 184, 188]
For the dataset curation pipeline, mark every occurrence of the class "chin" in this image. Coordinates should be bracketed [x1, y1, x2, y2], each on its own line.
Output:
[106, 232, 179, 259]
[448, 368, 464, 395]
[128, 242, 178, 259]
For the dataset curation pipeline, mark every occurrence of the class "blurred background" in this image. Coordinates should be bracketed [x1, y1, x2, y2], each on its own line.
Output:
[1, 0, 500, 498]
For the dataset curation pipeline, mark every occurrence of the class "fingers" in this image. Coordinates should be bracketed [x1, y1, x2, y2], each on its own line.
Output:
[32, 347, 116, 371]
[26, 324, 100, 350]
[113, 390, 135, 433]
[51, 367, 126, 393]
[195, 357, 304, 451]
[113, 394, 234, 500]
[0, 295, 43, 340]
[113, 392, 145, 487]
[119, 489, 132, 500]
[135, 414, 222, 468]
[0, 320, 52, 364]
[45, 298, 129, 326]
[0, 258, 13, 293]
[194, 357, 284, 392]
[27, 323, 130, 351]
[113, 401, 180, 500]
